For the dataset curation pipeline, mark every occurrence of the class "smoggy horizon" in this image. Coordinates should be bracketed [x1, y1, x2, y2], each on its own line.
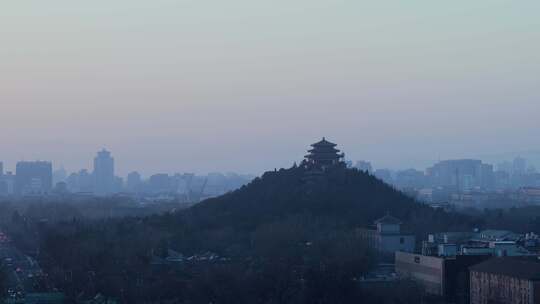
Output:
[2, 1, 539, 176]
[1, 142, 539, 178]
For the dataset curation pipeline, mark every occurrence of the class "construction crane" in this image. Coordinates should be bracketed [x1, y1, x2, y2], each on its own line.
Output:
[197, 177, 208, 202]
[187, 177, 208, 203]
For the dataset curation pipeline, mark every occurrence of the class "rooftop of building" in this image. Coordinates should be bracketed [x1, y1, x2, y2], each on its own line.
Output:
[357, 227, 415, 236]
[311, 137, 337, 147]
[428, 229, 522, 244]
[473, 229, 521, 241]
[470, 257, 540, 280]
[303, 138, 345, 169]
[374, 214, 402, 225]
[428, 231, 475, 242]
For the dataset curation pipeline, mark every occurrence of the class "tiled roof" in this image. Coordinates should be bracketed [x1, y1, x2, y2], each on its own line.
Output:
[311, 137, 337, 147]
[374, 214, 402, 225]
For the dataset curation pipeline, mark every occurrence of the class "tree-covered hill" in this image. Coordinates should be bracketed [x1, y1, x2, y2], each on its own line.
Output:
[181, 165, 477, 239]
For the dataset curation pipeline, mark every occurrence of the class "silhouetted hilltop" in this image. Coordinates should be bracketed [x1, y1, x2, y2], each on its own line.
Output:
[181, 137, 476, 236]
[183, 165, 475, 236]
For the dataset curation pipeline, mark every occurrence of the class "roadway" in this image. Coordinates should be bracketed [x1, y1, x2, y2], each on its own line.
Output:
[0, 231, 48, 300]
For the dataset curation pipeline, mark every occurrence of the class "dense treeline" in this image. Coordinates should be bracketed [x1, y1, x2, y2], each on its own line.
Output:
[0, 166, 503, 303]
[0, 196, 188, 223]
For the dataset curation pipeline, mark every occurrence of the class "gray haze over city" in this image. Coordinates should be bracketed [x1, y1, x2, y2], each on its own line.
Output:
[3, 3, 540, 303]
[2, 1, 539, 176]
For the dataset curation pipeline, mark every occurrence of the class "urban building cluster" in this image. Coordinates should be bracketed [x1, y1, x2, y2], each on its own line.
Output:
[360, 214, 540, 304]
[353, 157, 540, 209]
[0, 149, 253, 201]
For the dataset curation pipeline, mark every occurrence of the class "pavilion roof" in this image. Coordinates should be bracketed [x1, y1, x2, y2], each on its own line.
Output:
[311, 137, 337, 148]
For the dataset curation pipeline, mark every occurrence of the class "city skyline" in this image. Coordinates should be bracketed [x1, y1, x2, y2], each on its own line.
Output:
[2, 139, 539, 205]
[1, 146, 540, 177]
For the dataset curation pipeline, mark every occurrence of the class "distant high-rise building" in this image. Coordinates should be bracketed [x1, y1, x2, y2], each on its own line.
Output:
[15, 161, 53, 195]
[513, 157, 527, 176]
[427, 159, 492, 191]
[93, 149, 115, 196]
[149, 174, 171, 193]
[0, 163, 6, 196]
[113, 176, 124, 193]
[497, 161, 513, 175]
[67, 170, 94, 193]
[395, 169, 426, 190]
[79, 169, 94, 193]
[126, 171, 142, 193]
[0, 181, 7, 196]
[66, 173, 78, 193]
[480, 163, 495, 190]
[0, 171, 15, 196]
[177, 173, 195, 194]
[173, 173, 191, 195]
[494, 170, 511, 190]
[53, 167, 67, 185]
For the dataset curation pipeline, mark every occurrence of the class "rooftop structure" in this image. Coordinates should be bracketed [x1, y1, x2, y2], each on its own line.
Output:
[422, 229, 534, 257]
[357, 214, 415, 255]
[374, 214, 403, 225]
[473, 229, 521, 242]
[304, 138, 345, 170]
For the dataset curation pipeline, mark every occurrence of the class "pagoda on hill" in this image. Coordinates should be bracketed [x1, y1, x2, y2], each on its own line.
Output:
[304, 137, 345, 170]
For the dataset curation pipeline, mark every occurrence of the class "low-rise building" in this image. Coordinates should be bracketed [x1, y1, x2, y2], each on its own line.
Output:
[357, 214, 415, 254]
[473, 229, 521, 242]
[396, 252, 489, 303]
[422, 229, 532, 257]
[470, 257, 540, 304]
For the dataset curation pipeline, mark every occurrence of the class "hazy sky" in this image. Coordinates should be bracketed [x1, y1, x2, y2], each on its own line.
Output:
[1, 1, 539, 176]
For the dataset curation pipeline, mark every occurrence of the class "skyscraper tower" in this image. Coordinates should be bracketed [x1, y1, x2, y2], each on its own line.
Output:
[126, 171, 142, 193]
[94, 149, 115, 196]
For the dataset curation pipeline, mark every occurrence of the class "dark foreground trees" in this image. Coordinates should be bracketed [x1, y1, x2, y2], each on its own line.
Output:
[2, 166, 477, 303]
[0, 265, 7, 302]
